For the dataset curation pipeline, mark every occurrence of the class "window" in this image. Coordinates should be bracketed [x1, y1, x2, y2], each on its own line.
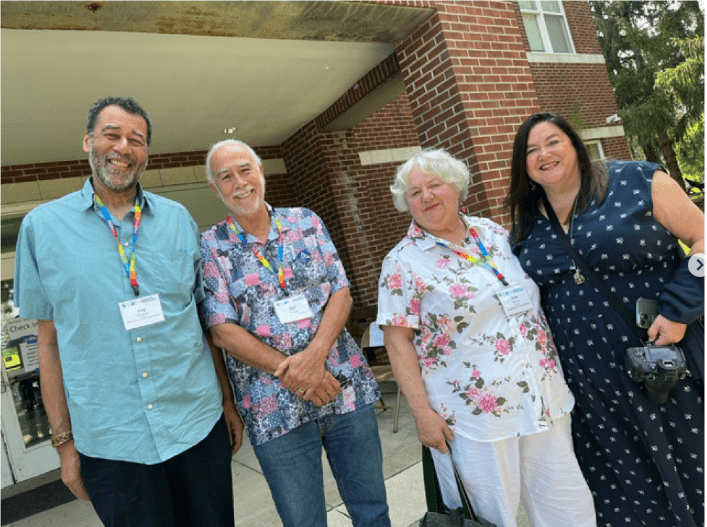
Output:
[520, 1, 574, 53]
[586, 141, 605, 161]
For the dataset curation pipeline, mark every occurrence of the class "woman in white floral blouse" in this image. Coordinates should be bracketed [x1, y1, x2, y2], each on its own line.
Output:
[376, 149, 595, 527]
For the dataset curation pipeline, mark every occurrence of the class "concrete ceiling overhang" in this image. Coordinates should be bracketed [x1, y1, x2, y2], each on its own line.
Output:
[1, 1, 435, 166]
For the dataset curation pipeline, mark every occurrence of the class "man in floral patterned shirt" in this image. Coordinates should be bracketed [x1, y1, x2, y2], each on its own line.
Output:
[199, 139, 390, 527]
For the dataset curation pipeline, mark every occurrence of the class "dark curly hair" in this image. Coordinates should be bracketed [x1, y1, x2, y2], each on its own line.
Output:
[85, 96, 152, 148]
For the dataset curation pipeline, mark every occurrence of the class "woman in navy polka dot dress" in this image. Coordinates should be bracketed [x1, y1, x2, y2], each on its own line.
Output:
[506, 113, 704, 527]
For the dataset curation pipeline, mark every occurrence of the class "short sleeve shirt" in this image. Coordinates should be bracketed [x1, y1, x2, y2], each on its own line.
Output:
[200, 205, 380, 446]
[377, 216, 574, 442]
[14, 178, 222, 464]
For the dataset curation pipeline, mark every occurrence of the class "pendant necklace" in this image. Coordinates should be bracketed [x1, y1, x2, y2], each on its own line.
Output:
[568, 195, 585, 285]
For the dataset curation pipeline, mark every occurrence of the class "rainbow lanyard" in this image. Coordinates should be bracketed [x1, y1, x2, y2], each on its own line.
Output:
[436, 226, 509, 286]
[95, 195, 142, 296]
[226, 214, 286, 290]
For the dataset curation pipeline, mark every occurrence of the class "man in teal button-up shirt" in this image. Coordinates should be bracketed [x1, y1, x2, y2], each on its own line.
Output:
[14, 97, 241, 527]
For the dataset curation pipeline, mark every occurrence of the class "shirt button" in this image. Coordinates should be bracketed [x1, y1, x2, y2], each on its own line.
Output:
[147, 404, 153, 410]
[142, 372, 148, 378]
[123, 242, 130, 247]
[136, 337, 142, 343]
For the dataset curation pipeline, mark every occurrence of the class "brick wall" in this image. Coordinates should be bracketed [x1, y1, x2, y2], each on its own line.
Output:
[601, 136, 632, 161]
[529, 62, 620, 129]
[1, 146, 283, 186]
[395, 1, 541, 228]
[563, 1, 603, 54]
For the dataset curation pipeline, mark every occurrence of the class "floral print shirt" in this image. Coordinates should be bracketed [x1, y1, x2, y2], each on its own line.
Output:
[377, 215, 574, 441]
[200, 205, 380, 446]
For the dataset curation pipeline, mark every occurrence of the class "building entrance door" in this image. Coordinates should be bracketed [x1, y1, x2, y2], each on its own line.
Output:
[2, 273, 60, 487]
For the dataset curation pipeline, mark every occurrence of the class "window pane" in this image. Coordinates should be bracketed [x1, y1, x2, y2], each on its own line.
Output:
[546, 15, 571, 53]
[587, 142, 605, 160]
[522, 14, 545, 52]
[540, 1, 561, 13]
[519, 1, 537, 11]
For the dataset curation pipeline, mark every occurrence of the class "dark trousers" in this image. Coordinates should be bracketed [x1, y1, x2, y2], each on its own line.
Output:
[80, 415, 234, 527]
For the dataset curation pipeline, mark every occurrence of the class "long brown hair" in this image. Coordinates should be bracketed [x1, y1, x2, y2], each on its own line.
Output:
[505, 113, 608, 244]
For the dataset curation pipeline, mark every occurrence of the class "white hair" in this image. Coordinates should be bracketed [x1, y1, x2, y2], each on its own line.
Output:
[390, 149, 470, 212]
[205, 139, 262, 184]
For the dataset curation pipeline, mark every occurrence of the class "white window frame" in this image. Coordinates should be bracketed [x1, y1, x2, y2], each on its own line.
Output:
[519, 1, 575, 54]
[586, 140, 605, 161]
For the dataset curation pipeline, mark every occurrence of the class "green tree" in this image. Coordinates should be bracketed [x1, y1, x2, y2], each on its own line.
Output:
[590, 1, 704, 190]
[657, 36, 704, 203]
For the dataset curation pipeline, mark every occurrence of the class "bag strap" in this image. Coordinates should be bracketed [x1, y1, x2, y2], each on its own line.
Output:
[542, 195, 648, 344]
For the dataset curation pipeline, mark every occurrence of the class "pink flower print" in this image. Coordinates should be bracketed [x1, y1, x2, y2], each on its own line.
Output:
[519, 324, 528, 337]
[242, 393, 252, 409]
[435, 258, 451, 269]
[256, 325, 272, 337]
[343, 387, 356, 410]
[259, 395, 278, 414]
[278, 334, 292, 349]
[472, 369, 481, 379]
[449, 283, 467, 298]
[466, 387, 480, 400]
[286, 229, 303, 242]
[209, 313, 226, 326]
[350, 354, 362, 368]
[433, 334, 451, 348]
[436, 316, 454, 332]
[495, 338, 511, 355]
[283, 267, 294, 280]
[203, 262, 221, 279]
[297, 318, 311, 329]
[478, 393, 499, 414]
[245, 273, 260, 286]
[545, 408, 552, 419]
[410, 223, 424, 237]
[422, 357, 435, 369]
[388, 273, 403, 290]
[409, 298, 421, 316]
[392, 314, 409, 327]
[414, 276, 427, 294]
[216, 288, 229, 304]
[537, 329, 547, 347]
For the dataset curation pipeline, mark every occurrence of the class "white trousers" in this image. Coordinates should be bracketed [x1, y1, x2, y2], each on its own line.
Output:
[430, 414, 596, 527]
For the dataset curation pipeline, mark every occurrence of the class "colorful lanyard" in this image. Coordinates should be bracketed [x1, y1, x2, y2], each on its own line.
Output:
[436, 226, 509, 286]
[226, 215, 286, 290]
[95, 195, 141, 296]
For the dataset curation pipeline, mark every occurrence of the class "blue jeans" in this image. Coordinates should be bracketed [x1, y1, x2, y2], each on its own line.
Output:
[253, 404, 390, 527]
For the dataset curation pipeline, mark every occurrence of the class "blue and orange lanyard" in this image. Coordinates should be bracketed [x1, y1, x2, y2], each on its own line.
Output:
[436, 226, 509, 286]
[95, 195, 142, 296]
[226, 215, 286, 290]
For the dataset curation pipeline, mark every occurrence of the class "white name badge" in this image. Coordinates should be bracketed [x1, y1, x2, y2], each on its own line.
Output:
[497, 283, 533, 317]
[274, 294, 313, 324]
[119, 294, 165, 331]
